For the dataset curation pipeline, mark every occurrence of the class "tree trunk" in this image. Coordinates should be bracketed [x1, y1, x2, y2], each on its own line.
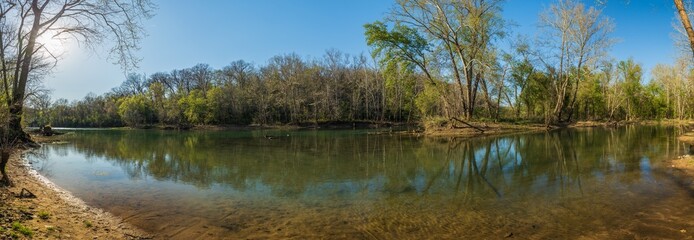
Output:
[0, 150, 10, 186]
[675, 0, 694, 58]
[7, 1, 43, 143]
[8, 104, 31, 142]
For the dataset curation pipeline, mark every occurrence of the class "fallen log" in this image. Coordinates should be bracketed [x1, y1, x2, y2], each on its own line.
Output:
[450, 117, 486, 133]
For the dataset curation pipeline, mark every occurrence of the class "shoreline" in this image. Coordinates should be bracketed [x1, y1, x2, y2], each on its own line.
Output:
[0, 149, 154, 239]
[42, 119, 694, 137]
[41, 120, 416, 131]
[672, 126, 694, 184]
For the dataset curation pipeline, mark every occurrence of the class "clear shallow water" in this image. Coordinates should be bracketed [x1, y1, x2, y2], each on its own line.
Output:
[28, 126, 694, 239]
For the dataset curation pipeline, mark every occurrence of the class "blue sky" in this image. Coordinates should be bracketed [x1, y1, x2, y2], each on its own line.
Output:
[46, 0, 680, 100]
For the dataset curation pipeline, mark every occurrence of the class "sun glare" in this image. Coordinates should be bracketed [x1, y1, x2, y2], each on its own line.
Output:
[36, 31, 68, 56]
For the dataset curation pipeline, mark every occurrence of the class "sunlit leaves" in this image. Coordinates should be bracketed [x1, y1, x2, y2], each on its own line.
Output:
[178, 90, 209, 125]
[117, 95, 155, 127]
[364, 21, 430, 68]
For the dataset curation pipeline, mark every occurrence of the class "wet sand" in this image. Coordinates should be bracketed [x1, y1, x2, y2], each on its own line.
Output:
[0, 151, 152, 239]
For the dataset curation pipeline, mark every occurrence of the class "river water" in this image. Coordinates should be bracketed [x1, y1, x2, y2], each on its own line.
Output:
[28, 126, 694, 239]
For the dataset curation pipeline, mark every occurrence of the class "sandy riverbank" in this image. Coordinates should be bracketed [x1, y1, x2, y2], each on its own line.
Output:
[0, 150, 154, 239]
[672, 128, 694, 182]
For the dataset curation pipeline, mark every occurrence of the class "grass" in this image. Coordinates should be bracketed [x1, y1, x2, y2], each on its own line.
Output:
[38, 211, 50, 220]
[12, 221, 33, 237]
[83, 220, 93, 228]
[46, 225, 56, 232]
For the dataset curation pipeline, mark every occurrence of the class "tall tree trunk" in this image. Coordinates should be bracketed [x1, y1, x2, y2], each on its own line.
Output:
[8, 1, 42, 142]
[675, 0, 694, 58]
[0, 150, 10, 186]
[7, 104, 30, 142]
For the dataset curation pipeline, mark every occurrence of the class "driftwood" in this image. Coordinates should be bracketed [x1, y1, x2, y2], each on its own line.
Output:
[19, 188, 36, 198]
[450, 117, 486, 133]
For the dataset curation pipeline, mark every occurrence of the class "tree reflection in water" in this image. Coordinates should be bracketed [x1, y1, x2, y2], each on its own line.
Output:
[31, 126, 689, 202]
[28, 126, 694, 239]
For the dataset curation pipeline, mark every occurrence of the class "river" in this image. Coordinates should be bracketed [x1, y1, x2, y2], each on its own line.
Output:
[28, 126, 694, 239]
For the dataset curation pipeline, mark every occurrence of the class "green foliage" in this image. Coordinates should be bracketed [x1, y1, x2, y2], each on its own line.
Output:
[83, 220, 93, 228]
[12, 221, 33, 237]
[576, 72, 607, 120]
[415, 81, 442, 117]
[618, 59, 644, 120]
[364, 21, 429, 65]
[637, 83, 668, 119]
[178, 90, 210, 125]
[382, 59, 417, 121]
[149, 81, 168, 122]
[38, 211, 50, 220]
[509, 57, 536, 118]
[520, 71, 552, 117]
[118, 94, 155, 127]
[26, 94, 122, 128]
[206, 86, 233, 124]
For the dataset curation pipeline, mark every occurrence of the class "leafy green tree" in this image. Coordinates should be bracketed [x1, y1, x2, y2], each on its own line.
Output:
[178, 90, 209, 124]
[206, 86, 233, 124]
[520, 71, 552, 120]
[149, 82, 167, 124]
[366, 0, 507, 119]
[576, 71, 606, 120]
[617, 59, 643, 120]
[382, 58, 417, 121]
[642, 82, 669, 119]
[118, 95, 155, 127]
[507, 41, 535, 119]
[415, 81, 443, 118]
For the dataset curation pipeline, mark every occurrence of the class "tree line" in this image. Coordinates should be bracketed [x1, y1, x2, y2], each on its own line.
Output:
[28, 51, 429, 128]
[22, 0, 694, 129]
[24, 54, 694, 129]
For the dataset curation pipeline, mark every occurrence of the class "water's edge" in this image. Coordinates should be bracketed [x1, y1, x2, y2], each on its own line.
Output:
[20, 147, 155, 238]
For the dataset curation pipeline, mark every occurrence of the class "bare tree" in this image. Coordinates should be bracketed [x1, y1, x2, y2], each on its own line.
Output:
[26, 88, 51, 126]
[0, 0, 153, 141]
[597, 61, 623, 120]
[539, 0, 614, 124]
[675, 0, 694, 58]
